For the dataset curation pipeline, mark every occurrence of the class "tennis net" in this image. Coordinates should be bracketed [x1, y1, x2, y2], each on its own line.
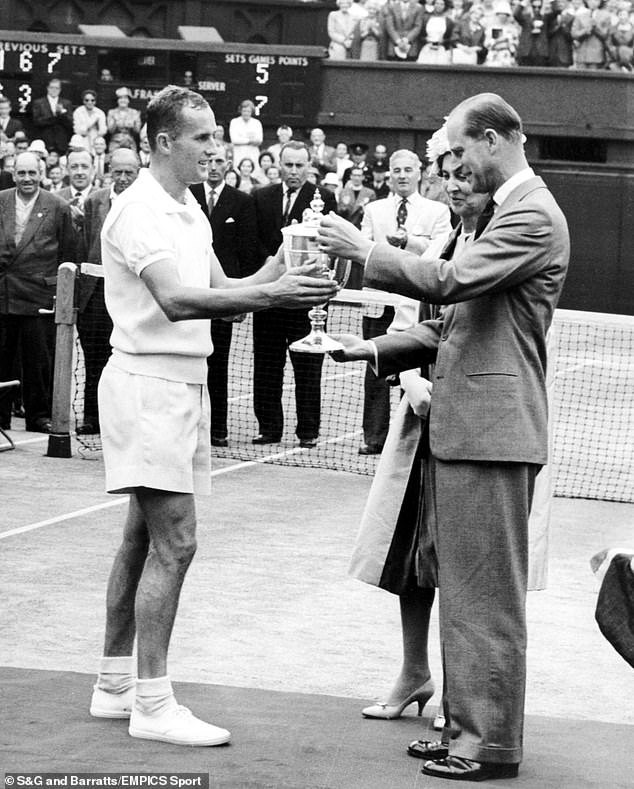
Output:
[68, 268, 633, 503]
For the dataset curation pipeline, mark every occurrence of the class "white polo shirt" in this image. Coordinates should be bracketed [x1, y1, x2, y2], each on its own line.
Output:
[101, 168, 213, 384]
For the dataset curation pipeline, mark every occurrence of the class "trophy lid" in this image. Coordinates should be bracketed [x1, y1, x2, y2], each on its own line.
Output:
[281, 189, 325, 239]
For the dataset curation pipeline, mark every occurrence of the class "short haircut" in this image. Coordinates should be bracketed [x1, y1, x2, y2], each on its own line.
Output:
[279, 140, 310, 160]
[239, 99, 255, 112]
[82, 89, 97, 100]
[146, 85, 210, 153]
[67, 148, 94, 164]
[459, 93, 524, 143]
[389, 149, 422, 169]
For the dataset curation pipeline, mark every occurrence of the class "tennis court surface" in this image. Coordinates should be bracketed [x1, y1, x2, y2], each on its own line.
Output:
[2, 429, 633, 787]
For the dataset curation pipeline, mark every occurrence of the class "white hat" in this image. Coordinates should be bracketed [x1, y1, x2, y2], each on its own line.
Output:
[69, 134, 88, 150]
[494, 1, 512, 14]
[115, 86, 131, 99]
[322, 172, 340, 186]
[27, 139, 48, 155]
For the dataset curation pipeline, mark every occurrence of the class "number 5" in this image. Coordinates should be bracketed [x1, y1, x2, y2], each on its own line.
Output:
[255, 63, 269, 84]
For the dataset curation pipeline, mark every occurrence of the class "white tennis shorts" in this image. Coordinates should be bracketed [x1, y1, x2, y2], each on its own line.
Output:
[98, 362, 211, 495]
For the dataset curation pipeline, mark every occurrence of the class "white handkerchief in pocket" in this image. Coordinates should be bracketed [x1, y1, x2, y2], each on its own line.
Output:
[225, 217, 235, 224]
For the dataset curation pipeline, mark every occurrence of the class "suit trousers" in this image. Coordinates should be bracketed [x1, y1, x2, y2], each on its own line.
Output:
[207, 319, 233, 440]
[0, 314, 56, 426]
[77, 282, 112, 427]
[427, 456, 538, 764]
[362, 309, 395, 447]
[252, 307, 323, 440]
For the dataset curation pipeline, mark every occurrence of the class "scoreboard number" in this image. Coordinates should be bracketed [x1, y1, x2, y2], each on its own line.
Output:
[18, 84, 32, 113]
[255, 63, 269, 85]
[19, 51, 33, 72]
[254, 95, 269, 116]
[48, 52, 63, 73]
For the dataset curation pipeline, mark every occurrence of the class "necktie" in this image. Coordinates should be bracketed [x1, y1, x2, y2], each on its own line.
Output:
[282, 187, 296, 226]
[474, 198, 496, 239]
[207, 189, 216, 217]
[396, 197, 408, 228]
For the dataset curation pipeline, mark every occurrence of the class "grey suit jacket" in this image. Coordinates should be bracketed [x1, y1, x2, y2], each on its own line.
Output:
[366, 176, 569, 464]
[77, 186, 111, 312]
[0, 188, 74, 315]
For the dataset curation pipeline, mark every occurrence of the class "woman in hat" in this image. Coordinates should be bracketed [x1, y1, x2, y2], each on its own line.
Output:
[106, 87, 142, 151]
[483, 1, 520, 65]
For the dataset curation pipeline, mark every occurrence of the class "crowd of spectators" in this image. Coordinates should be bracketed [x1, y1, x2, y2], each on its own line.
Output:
[327, 0, 634, 70]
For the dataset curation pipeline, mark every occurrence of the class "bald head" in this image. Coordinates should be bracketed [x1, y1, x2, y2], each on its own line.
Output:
[109, 148, 140, 194]
[14, 152, 42, 199]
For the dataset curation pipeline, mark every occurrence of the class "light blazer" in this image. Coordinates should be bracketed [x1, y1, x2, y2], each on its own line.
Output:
[78, 186, 111, 312]
[189, 182, 259, 278]
[365, 176, 569, 464]
[0, 188, 74, 315]
[361, 191, 452, 245]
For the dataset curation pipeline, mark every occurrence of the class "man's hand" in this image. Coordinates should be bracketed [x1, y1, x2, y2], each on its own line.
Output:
[328, 334, 374, 363]
[317, 213, 373, 264]
[268, 264, 338, 308]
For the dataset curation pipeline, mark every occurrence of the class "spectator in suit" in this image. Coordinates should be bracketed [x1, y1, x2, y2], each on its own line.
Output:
[0, 151, 74, 432]
[73, 90, 108, 153]
[0, 154, 15, 190]
[338, 165, 376, 227]
[370, 167, 391, 199]
[0, 95, 24, 141]
[308, 127, 338, 177]
[251, 140, 337, 448]
[545, 0, 576, 67]
[91, 136, 109, 183]
[58, 149, 98, 241]
[32, 77, 74, 154]
[266, 124, 293, 165]
[514, 0, 550, 66]
[384, 0, 425, 60]
[358, 148, 451, 455]
[47, 164, 65, 194]
[190, 145, 259, 447]
[75, 148, 140, 435]
[138, 126, 151, 167]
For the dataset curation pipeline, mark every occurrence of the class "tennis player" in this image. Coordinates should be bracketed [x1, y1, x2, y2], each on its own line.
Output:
[89, 85, 338, 747]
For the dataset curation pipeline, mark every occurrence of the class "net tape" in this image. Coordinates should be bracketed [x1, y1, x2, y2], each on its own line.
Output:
[72, 269, 634, 503]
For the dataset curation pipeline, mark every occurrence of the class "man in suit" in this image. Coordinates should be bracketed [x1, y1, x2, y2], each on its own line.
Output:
[0, 151, 74, 432]
[384, 0, 424, 60]
[358, 148, 451, 454]
[75, 148, 140, 435]
[32, 77, 74, 154]
[58, 149, 99, 259]
[190, 145, 259, 447]
[308, 127, 337, 178]
[251, 140, 337, 448]
[337, 165, 376, 228]
[318, 93, 570, 782]
[0, 95, 24, 140]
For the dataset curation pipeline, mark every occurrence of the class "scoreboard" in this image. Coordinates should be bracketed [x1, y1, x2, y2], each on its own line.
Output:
[0, 30, 325, 132]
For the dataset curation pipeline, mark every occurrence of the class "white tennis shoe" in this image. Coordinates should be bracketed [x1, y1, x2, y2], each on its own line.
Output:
[129, 704, 231, 746]
[90, 685, 135, 719]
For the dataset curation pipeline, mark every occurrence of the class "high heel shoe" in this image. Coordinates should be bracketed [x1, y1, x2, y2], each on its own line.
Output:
[361, 680, 434, 719]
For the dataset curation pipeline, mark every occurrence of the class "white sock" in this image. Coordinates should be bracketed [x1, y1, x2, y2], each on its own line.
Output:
[135, 675, 177, 717]
[95, 655, 135, 695]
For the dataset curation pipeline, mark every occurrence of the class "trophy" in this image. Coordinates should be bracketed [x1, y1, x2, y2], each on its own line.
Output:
[282, 190, 350, 354]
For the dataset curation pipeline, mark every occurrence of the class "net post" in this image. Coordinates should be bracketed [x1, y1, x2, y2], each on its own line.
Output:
[47, 262, 78, 458]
